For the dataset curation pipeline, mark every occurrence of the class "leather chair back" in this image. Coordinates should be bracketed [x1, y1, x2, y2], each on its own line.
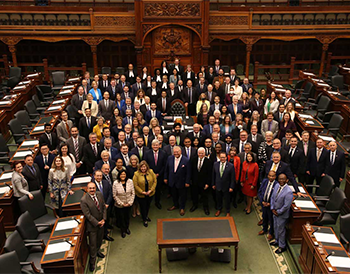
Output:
[24, 100, 39, 116]
[18, 190, 47, 221]
[9, 67, 21, 79]
[170, 99, 186, 116]
[4, 231, 29, 262]
[325, 187, 346, 221]
[340, 214, 350, 246]
[8, 118, 25, 143]
[16, 211, 39, 241]
[52, 71, 65, 87]
[0, 251, 23, 274]
[332, 75, 344, 89]
[14, 110, 32, 128]
[317, 175, 335, 197]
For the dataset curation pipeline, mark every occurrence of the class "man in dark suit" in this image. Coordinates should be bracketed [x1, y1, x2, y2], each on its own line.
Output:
[101, 137, 119, 161]
[121, 86, 135, 103]
[99, 74, 110, 93]
[196, 77, 208, 95]
[250, 92, 264, 117]
[70, 86, 86, 126]
[248, 125, 264, 154]
[34, 144, 55, 197]
[205, 84, 217, 105]
[281, 130, 294, 150]
[222, 77, 232, 96]
[92, 170, 113, 242]
[117, 75, 130, 94]
[229, 69, 240, 85]
[163, 135, 176, 157]
[145, 102, 162, 125]
[157, 90, 171, 116]
[287, 136, 304, 179]
[126, 63, 137, 85]
[190, 147, 211, 215]
[94, 150, 116, 171]
[187, 123, 205, 147]
[238, 143, 257, 163]
[202, 116, 216, 138]
[81, 79, 90, 95]
[213, 81, 225, 104]
[306, 138, 329, 190]
[213, 59, 221, 76]
[209, 96, 222, 115]
[212, 152, 235, 217]
[67, 127, 87, 175]
[268, 139, 290, 164]
[241, 78, 253, 94]
[83, 133, 103, 174]
[83, 71, 92, 87]
[164, 146, 191, 216]
[116, 144, 132, 167]
[131, 76, 144, 94]
[297, 131, 315, 184]
[170, 58, 184, 75]
[280, 90, 296, 107]
[232, 130, 251, 154]
[121, 98, 134, 118]
[228, 96, 243, 121]
[274, 104, 285, 123]
[130, 137, 149, 161]
[80, 182, 106, 272]
[182, 80, 198, 116]
[167, 82, 180, 101]
[98, 91, 115, 121]
[182, 65, 195, 85]
[79, 108, 97, 141]
[325, 141, 346, 187]
[39, 124, 58, 154]
[144, 139, 167, 209]
[106, 79, 118, 101]
[182, 137, 197, 160]
[22, 155, 42, 192]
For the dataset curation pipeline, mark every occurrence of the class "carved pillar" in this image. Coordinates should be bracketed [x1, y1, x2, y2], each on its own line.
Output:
[202, 46, 210, 68]
[8, 45, 17, 67]
[316, 36, 337, 78]
[240, 37, 260, 79]
[0, 37, 22, 67]
[135, 46, 143, 74]
[91, 46, 98, 75]
[202, 0, 210, 67]
[83, 37, 104, 76]
[134, 0, 143, 73]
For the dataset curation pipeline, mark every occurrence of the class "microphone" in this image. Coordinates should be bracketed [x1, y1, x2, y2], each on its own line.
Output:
[73, 217, 81, 224]
[64, 239, 75, 247]
[311, 227, 321, 237]
[81, 188, 87, 193]
[325, 251, 335, 261]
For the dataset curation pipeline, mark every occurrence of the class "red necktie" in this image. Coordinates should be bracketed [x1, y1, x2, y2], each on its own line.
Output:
[154, 151, 158, 165]
[93, 195, 100, 210]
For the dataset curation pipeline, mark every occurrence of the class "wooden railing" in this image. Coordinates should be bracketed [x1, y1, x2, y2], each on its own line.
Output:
[0, 55, 10, 78]
[325, 52, 350, 75]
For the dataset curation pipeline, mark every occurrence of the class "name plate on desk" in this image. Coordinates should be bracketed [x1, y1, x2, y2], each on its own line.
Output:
[51, 215, 84, 238]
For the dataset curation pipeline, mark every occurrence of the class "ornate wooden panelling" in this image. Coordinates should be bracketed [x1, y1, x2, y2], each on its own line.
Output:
[144, 2, 201, 18]
[209, 16, 248, 25]
[94, 16, 135, 27]
[153, 27, 191, 56]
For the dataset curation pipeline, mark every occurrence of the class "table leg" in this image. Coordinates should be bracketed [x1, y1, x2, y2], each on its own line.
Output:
[158, 247, 162, 273]
[234, 244, 238, 271]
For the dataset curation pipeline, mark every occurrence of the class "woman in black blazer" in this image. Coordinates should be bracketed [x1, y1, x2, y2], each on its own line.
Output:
[206, 66, 215, 85]
[197, 103, 210, 129]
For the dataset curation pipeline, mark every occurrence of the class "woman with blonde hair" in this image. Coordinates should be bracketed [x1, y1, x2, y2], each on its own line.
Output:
[82, 93, 98, 117]
[136, 112, 147, 128]
[48, 156, 73, 216]
[133, 160, 157, 227]
[285, 102, 296, 121]
[149, 117, 160, 130]
[93, 116, 109, 142]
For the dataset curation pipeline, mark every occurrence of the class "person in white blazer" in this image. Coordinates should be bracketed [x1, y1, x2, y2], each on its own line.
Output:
[82, 93, 98, 117]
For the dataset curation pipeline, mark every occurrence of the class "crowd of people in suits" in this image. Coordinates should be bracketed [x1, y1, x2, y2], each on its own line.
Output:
[10, 59, 347, 270]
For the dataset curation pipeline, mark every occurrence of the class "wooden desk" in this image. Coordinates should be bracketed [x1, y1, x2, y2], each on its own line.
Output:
[62, 189, 86, 216]
[0, 209, 6, 254]
[56, 84, 77, 99]
[306, 77, 331, 95]
[66, 77, 81, 85]
[0, 171, 19, 231]
[17, 139, 39, 151]
[323, 90, 350, 112]
[11, 80, 37, 103]
[40, 234, 88, 274]
[295, 113, 324, 133]
[44, 98, 70, 115]
[299, 225, 350, 273]
[344, 171, 350, 213]
[340, 104, 350, 135]
[157, 217, 240, 273]
[9, 148, 38, 164]
[338, 65, 350, 86]
[288, 184, 321, 244]
[0, 110, 7, 141]
[50, 215, 85, 239]
[24, 72, 43, 86]
[299, 70, 316, 80]
[29, 115, 59, 139]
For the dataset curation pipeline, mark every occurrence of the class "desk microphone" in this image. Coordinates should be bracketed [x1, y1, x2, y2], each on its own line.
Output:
[65, 239, 75, 247]
[326, 251, 335, 260]
[73, 217, 81, 224]
[5, 183, 12, 189]
[312, 227, 321, 236]
[81, 188, 87, 193]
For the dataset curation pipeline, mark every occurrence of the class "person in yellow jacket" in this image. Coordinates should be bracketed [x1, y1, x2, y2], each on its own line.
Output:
[133, 160, 157, 227]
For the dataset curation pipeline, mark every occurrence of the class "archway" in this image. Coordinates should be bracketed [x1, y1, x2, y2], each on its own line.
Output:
[142, 25, 202, 73]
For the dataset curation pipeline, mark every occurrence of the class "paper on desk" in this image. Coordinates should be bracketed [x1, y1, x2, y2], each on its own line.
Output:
[271, 83, 283, 87]
[318, 83, 330, 87]
[296, 103, 302, 107]
[298, 186, 306, 193]
[14, 150, 33, 157]
[298, 114, 313, 119]
[0, 186, 11, 194]
[294, 200, 316, 209]
[55, 220, 79, 231]
[72, 176, 91, 184]
[33, 125, 45, 132]
[13, 85, 26, 90]
[68, 77, 80, 81]
[47, 106, 61, 111]
[275, 88, 287, 92]
[62, 85, 74, 90]
[52, 99, 66, 105]
[328, 256, 350, 268]
[319, 135, 335, 142]
[314, 232, 339, 244]
[328, 91, 339, 95]
[26, 73, 39, 78]
[303, 72, 315, 76]
[59, 89, 72, 95]
[0, 101, 11, 105]
[45, 241, 72, 255]
[22, 140, 39, 146]
[167, 122, 174, 126]
[18, 81, 30, 85]
[0, 172, 13, 180]
[305, 121, 315, 125]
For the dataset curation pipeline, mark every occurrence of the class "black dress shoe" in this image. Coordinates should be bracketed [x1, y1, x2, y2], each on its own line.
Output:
[89, 264, 95, 272]
[269, 241, 279, 246]
[121, 232, 126, 238]
[126, 228, 131, 235]
[190, 205, 198, 212]
[275, 247, 286, 254]
[204, 208, 210, 215]
[104, 236, 114, 241]
[155, 203, 162, 209]
[146, 217, 151, 222]
[97, 251, 105, 258]
[143, 221, 148, 227]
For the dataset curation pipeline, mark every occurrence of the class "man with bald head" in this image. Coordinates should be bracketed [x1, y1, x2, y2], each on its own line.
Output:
[164, 146, 191, 216]
[187, 123, 205, 146]
[325, 141, 346, 187]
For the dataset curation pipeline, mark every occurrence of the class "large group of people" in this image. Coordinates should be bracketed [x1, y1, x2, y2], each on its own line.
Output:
[10, 59, 347, 271]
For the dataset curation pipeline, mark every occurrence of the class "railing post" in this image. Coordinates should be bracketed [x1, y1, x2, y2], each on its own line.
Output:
[289, 57, 295, 84]
[325, 52, 332, 77]
[82, 63, 87, 76]
[43, 59, 49, 82]
[253, 61, 259, 88]
[2, 55, 9, 76]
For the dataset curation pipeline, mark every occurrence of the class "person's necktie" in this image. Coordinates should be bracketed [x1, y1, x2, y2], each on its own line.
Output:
[44, 156, 48, 165]
[48, 134, 52, 145]
[289, 148, 294, 157]
[276, 186, 282, 198]
[263, 182, 272, 202]
[189, 88, 192, 104]
[144, 137, 148, 147]
[220, 163, 224, 177]
[234, 105, 237, 114]
[128, 117, 131, 124]
[209, 92, 212, 102]
[256, 100, 259, 107]
[253, 135, 256, 142]
[198, 158, 202, 171]
[271, 163, 277, 172]
[176, 136, 180, 145]
[241, 142, 244, 153]
[317, 149, 321, 162]
[92, 145, 97, 156]
[331, 152, 335, 165]
[174, 157, 179, 172]
[162, 99, 166, 112]
[105, 100, 108, 108]
[304, 142, 308, 156]
[154, 152, 158, 165]
[106, 174, 111, 184]
[65, 122, 71, 137]
[74, 139, 79, 161]
[124, 155, 129, 165]
[99, 182, 103, 193]
[268, 121, 271, 131]
[280, 113, 283, 121]
[30, 166, 35, 175]
[93, 195, 100, 210]
[87, 118, 91, 128]
[139, 148, 143, 160]
[187, 148, 190, 158]
[171, 146, 174, 155]
[226, 144, 230, 154]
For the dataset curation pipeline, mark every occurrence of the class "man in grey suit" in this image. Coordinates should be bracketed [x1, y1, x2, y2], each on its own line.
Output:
[67, 127, 86, 174]
[261, 112, 279, 138]
[56, 111, 74, 144]
[270, 173, 293, 254]
[98, 91, 115, 121]
[81, 182, 107, 272]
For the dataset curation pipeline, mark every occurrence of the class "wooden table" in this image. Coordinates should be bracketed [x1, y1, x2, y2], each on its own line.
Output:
[24, 72, 43, 86]
[299, 70, 316, 80]
[16, 139, 39, 151]
[62, 189, 86, 216]
[44, 98, 70, 116]
[0, 110, 7, 141]
[50, 215, 86, 239]
[56, 84, 77, 99]
[0, 209, 6, 254]
[340, 104, 350, 135]
[299, 225, 350, 273]
[0, 171, 20, 231]
[338, 65, 350, 86]
[66, 77, 81, 85]
[323, 90, 350, 112]
[295, 113, 324, 133]
[29, 115, 59, 139]
[344, 171, 350, 213]
[9, 147, 38, 164]
[306, 77, 331, 95]
[288, 184, 321, 244]
[157, 217, 240, 273]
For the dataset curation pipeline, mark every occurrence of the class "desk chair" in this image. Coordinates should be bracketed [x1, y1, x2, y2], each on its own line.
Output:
[31, 95, 50, 113]
[0, 250, 36, 274]
[18, 190, 58, 233]
[14, 110, 34, 132]
[340, 214, 350, 252]
[303, 95, 331, 121]
[51, 71, 65, 93]
[0, 133, 17, 165]
[321, 113, 343, 138]
[305, 175, 335, 206]
[170, 99, 187, 116]
[8, 118, 31, 145]
[331, 75, 350, 96]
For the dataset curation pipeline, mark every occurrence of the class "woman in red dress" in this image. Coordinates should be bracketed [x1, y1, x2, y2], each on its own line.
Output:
[240, 152, 259, 214]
